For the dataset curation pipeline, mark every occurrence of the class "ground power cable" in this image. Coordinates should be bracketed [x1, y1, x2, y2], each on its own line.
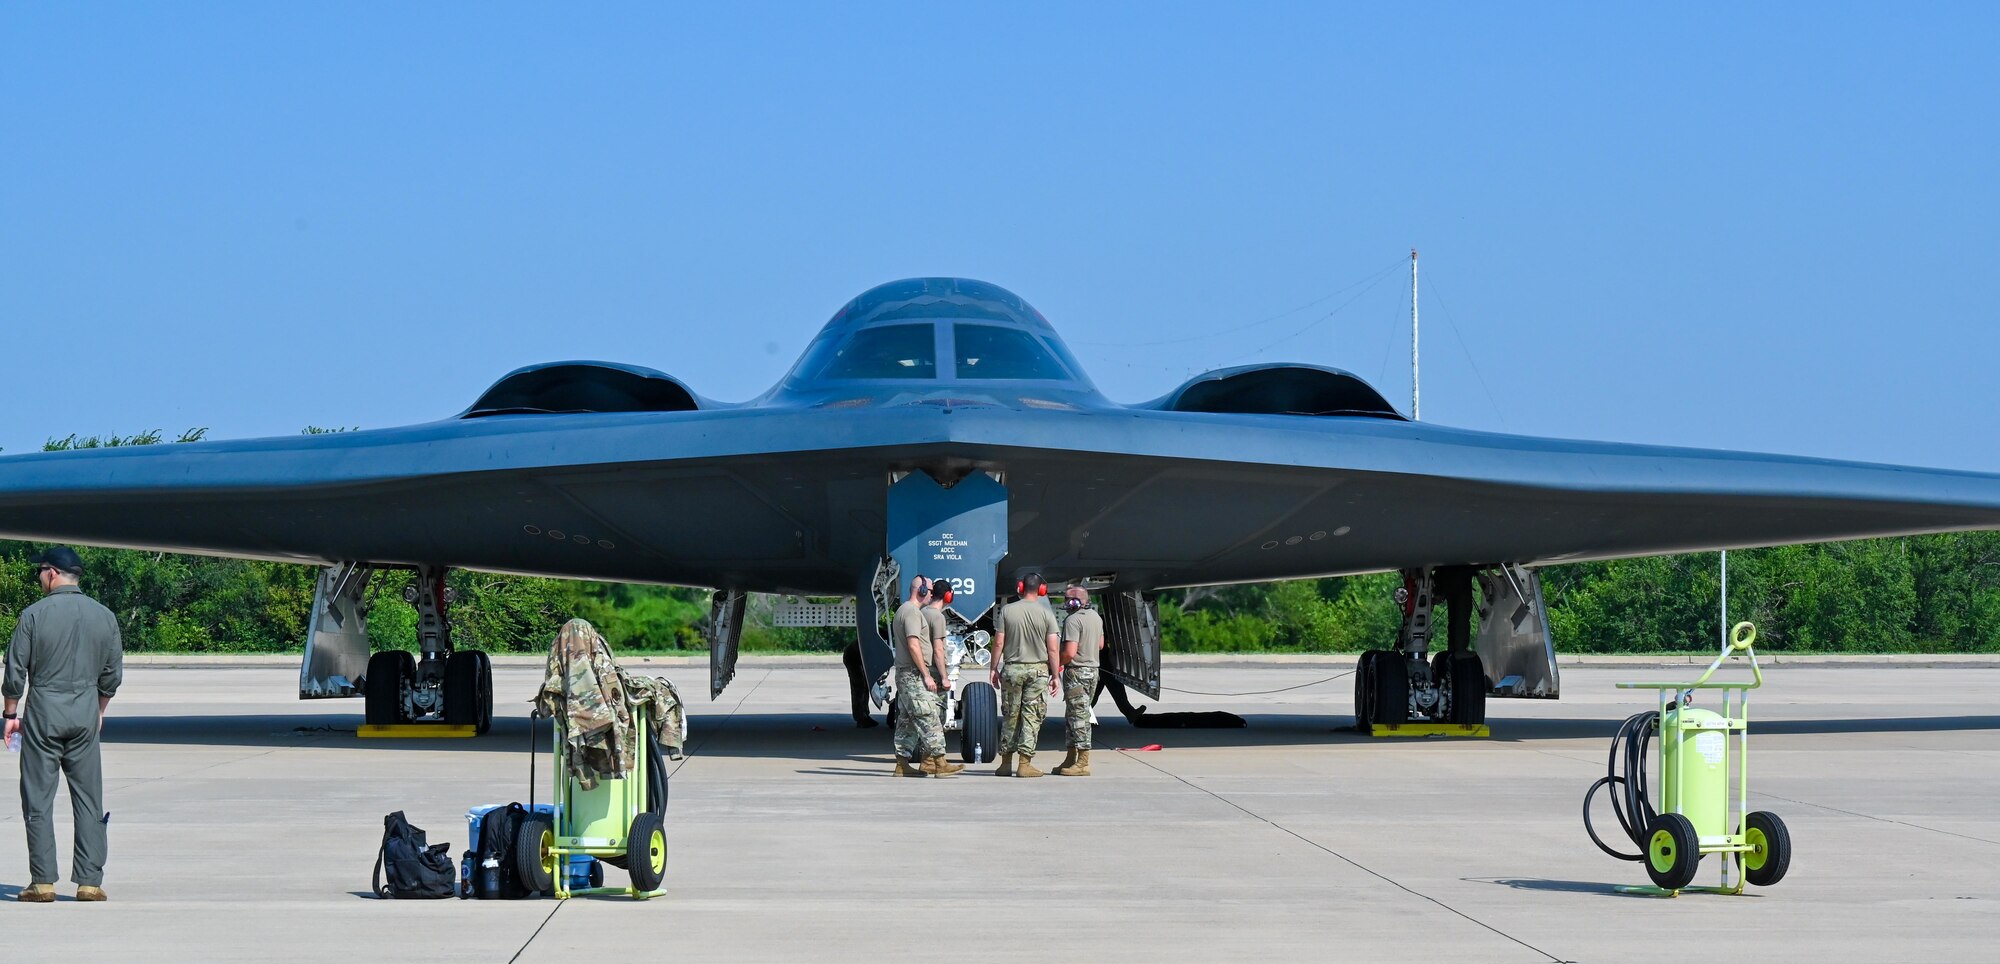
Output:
[1117, 748, 1567, 963]
[1581, 711, 1659, 861]
[1158, 669, 1353, 697]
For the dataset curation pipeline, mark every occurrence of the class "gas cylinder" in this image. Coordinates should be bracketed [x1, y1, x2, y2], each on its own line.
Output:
[1660, 707, 1728, 837]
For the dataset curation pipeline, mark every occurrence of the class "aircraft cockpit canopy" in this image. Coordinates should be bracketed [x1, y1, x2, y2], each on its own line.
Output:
[782, 278, 1099, 393]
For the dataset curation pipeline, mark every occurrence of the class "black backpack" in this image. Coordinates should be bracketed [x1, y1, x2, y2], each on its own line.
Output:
[472, 803, 535, 899]
[372, 811, 457, 899]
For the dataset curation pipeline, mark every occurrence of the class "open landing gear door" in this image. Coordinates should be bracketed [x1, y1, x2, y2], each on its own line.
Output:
[887, 470, 1009, 625]
[1102, 591, 1162, 700]
[1476, 566, 1559, 698]
[708, 589, 747, 699]
[300, 563, 372, 699]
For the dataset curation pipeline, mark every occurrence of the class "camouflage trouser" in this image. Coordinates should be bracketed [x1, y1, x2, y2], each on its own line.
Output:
[893, 668, 945, 760]
[999, 663, 1050, 756]
[1062, 666, 1097, 750]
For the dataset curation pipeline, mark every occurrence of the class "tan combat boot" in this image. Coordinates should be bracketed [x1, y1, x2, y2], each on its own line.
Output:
[896, 756, 926, 777]
[994, 753, 1015, 777]
[16, 884, 54, 903]
[1015, 754, 1045, 778]
[76, 886, 107, 902]
[921, 754, 964, 777]
[1051, 748, 1078, 773]
[1054, 749, 1090, 776]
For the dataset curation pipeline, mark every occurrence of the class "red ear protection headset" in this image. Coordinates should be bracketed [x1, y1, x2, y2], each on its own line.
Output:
[1016, 575, 1047, 597]
[939, 583, 954, 606]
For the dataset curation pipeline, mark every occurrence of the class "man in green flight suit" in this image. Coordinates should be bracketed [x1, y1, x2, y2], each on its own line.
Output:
[1053, 584, 1103, 776]
[4, 546, 124, 903]
[891, 576, 963, 777]
[990, 572, 1060, 778]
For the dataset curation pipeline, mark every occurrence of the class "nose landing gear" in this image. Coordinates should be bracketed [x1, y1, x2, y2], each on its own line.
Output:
[358, 565, 491, 737]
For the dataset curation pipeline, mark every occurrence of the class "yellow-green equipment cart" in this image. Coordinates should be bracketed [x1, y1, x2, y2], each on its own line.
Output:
[519, 705, 669, 900]
[1585, 622, 1793, 895]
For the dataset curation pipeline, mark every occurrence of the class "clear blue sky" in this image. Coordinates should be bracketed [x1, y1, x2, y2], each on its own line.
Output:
[3, 3, 1995, 469]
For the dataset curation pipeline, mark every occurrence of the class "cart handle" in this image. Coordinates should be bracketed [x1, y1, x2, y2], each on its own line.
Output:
[1615, 621, 1763, 691]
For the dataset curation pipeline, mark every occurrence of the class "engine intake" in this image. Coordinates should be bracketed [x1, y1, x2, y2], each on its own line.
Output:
[462, 361, 701, 417]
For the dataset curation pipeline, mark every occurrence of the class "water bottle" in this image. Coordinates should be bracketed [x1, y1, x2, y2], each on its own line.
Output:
[6, 729, 18, 753]
[476, 857, 502, 900]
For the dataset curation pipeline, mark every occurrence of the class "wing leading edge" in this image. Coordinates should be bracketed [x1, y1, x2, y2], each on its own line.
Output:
[2, 402, 1999, 592]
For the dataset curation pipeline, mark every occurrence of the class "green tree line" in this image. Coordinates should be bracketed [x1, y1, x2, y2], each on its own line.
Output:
[5, 536, 1998, 655]
[4, 431, 1999, 655]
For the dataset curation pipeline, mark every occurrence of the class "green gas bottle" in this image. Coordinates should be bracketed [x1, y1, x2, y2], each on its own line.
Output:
[1660, 706, 1728, 838]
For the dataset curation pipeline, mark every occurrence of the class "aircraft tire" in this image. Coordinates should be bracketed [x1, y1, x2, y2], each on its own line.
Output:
[472, 650, 493, 734]
[364, 650, 414, 725]
[444, 651, 485, 729]
[1447, 652, 1486, 725]
[959, 681, 999, 764]
[1373, 652, 1410, 726]
[1353, 651, 1379, 731]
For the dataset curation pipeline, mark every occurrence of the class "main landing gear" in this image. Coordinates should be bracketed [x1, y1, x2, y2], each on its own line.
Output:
[1354, 566, 1488, 735]
[360, 565, 492, 734]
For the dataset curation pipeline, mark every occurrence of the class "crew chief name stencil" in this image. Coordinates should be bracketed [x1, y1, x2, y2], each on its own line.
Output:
[887, 471, 1008, 624]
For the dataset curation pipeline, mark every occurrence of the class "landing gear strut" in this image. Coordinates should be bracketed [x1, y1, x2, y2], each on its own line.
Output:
[1354, 566, 1487, 734]
[360, 565, 492, 733]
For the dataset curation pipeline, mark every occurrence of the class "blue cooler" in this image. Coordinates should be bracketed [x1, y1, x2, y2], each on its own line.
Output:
[465, 803, 598, 894]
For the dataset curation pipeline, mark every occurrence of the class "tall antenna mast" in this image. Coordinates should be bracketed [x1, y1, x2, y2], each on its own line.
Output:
[1410, 247, 1420, 420]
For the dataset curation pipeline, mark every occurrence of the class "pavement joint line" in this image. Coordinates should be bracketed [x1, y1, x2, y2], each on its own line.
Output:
[508, 901, 565, 964]
[1750, 790, 2000, 847]
[673, 668, 770, 777]
[1115, 747, 1568, 964]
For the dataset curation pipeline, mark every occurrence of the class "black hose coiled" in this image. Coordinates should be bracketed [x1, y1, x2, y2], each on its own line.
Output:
[1582, 711, 1659, 861]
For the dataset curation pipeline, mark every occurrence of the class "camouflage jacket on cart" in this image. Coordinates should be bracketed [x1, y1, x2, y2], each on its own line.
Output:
[532, 619, 686, 790]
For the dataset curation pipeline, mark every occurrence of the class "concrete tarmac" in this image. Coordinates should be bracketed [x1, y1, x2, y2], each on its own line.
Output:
[0, 660, 1994, 963]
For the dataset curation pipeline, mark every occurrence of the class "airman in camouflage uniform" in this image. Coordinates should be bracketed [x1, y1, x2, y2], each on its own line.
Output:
[892, 577, 962, 777]
[1053, 585, 1103, 776]
[991, 573, 1060, 777]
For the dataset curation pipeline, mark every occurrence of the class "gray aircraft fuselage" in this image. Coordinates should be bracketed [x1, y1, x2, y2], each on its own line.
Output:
[3, 276, 2000, 603]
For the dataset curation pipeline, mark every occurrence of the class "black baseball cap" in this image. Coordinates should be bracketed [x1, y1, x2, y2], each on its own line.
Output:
[28, 546, 84, 576]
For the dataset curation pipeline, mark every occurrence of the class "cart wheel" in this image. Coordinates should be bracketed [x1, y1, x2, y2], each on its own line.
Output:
[1447, 652, 1486, 725]
[514, 812, 556, 896]
[1644, 813, 1701, 890]
[959, 681, 999, 764]
[627, 812, 667, 893]
[1742, 811, 1791, 887]
[363, 650, 414, 725]
[588, 858, 604, 889]
[1373, 652, 1410, 726]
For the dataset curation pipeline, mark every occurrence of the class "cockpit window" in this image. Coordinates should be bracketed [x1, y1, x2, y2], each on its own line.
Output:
[819, 324, 937, 380]
[953, 324, 1071, 380]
